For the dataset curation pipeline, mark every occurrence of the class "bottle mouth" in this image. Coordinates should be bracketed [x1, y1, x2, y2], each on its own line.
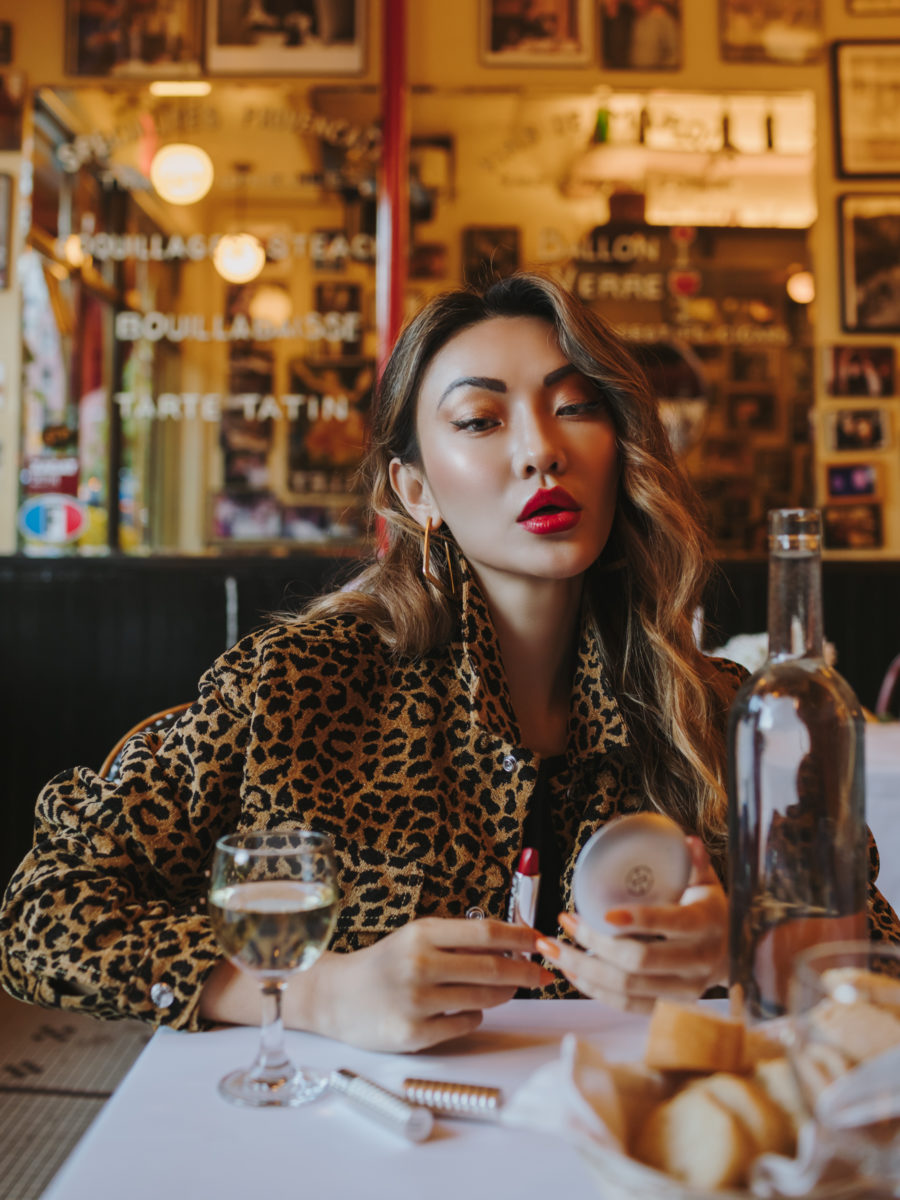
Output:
[768, 507, 821, 554]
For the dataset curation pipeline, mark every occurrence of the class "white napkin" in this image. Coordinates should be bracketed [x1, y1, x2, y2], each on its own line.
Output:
[499, 1033, 627, 1150]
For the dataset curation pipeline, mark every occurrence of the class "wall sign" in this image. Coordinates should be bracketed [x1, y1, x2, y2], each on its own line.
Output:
[18, 494, 87, 544]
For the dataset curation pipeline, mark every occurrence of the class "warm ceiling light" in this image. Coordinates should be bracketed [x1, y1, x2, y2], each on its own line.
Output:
[213, 234, 266, 284]
[150, 143, 214, 205]
[149, 80, 212, 97]
[63, 233, 85, 268]
[786, 270, 815, 304]
[248, 285, 292, 326]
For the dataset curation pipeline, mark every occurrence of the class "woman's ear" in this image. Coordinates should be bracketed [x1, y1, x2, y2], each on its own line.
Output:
[389, 458, 443, 530]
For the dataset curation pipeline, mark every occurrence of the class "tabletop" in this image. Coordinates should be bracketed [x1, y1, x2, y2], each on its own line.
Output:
[40, 1000, 649, 1200]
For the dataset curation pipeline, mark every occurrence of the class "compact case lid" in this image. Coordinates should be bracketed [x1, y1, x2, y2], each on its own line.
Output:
[572, 812, 692, 932]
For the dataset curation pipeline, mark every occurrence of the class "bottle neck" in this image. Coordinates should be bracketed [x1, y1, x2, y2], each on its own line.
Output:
[767, 549, 824, 661]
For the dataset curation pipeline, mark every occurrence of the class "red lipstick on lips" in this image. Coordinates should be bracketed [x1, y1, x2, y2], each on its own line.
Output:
[517, 486, 582, 535]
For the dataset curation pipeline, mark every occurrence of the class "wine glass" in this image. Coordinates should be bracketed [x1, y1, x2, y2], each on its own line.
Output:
[208, 827, 338, 1108]
[786, 939, 900, 1192]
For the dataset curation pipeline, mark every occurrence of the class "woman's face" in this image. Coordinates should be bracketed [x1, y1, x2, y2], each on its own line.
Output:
[392, 315, 619, 591]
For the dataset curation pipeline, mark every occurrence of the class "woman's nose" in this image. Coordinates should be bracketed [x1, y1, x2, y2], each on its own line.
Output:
[513, 417, 567, 478]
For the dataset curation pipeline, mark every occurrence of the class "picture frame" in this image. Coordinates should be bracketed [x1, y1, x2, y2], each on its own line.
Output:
[826, 462, 881, 500]
[481, 0, 593, 67]
[823, 502, 883, 550]
[462, 226, 520, 284]
[839, 194, 900, 333]
[827, 407, 890, 451]
[600, 0, 681, 70]
[65, 0, 202, 77]
[726, 390, 777, 432]
[0, 73, 25, 151]
[832, 41, 900, 177]
[286, 356, 374, 496]
[206, 0, 366, 75]
[720, 0, 823, 64]
[312, 281, 363, 356]
[825, 345, 896, 397]
[0, 22, 12, 65]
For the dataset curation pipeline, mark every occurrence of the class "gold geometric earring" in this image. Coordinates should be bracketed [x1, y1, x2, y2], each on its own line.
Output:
[422, 516, 456, 595]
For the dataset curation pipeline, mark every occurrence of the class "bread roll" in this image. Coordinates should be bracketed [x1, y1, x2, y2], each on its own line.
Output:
[753, 1055, 806, 1147]
[689, 1071, 794, 1157]
[809, 998, 900, 1062]
[633, 1087, 755, 1190]
[644, 1000, 746, 1073]
[606, 1061, 675, 1151]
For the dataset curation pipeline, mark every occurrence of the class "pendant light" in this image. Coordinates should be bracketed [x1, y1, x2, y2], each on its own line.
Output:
[213, 162, 265, 284]
[150, 143, 214, 206]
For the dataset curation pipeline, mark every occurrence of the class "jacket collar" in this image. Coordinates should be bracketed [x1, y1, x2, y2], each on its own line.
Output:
[452, 559, 630, 760]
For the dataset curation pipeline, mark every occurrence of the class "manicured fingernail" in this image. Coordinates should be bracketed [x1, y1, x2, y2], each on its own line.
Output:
[558, 912, 577, 932]
[535, 937, 560, 960]
[605, 909, 634, 927]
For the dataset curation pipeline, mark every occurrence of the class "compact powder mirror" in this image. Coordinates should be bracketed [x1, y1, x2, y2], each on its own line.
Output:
[572, 812, 692, 932]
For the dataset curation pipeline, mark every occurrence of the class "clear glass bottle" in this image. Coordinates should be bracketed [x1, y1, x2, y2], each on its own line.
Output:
[728, 508, 868, 1020]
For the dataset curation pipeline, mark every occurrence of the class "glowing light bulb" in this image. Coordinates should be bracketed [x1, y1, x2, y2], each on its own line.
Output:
[150, 143, 214, 205]
[213, 233, 266, 283]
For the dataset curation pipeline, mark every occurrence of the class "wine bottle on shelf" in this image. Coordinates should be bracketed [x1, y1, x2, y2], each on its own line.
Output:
[727, 508, 868, 1021]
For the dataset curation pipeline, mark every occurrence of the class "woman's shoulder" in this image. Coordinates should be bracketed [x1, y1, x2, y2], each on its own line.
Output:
[204, 611, 390, 701]
[703, 653, 751, 690]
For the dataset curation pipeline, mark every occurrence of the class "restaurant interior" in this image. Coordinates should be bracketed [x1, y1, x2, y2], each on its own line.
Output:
[2, 1, 900, 1195]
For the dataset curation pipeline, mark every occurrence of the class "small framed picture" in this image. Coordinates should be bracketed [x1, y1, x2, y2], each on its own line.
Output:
[0, 73, 25, 151]
[206, 0, 366, 75]
[600, 0, 681, 69]
[840, 195, 900, 333]
[823, 502, 883, 550]
[832, 41, 900, 177]
[825, 345, 896, 397]
[826, 462, 881, 500]
[726, 390, 777, 432]
[729, 347, 775, 384]
[0, 22, 12, 65]
[828, 407, 890, 451]
[409, 242, 449, 281]
[65, 0, 202, 76]
[462, 226, 520, 284]
[481, 0, 593, 67]
[286, 357, 374, 496]
[754, 447, 792, 496]
[312, 282, 363, 356]
[720, 0, 823, 63]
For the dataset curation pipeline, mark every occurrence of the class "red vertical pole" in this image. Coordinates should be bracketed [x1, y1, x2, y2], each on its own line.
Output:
[376, 0, 408, 380]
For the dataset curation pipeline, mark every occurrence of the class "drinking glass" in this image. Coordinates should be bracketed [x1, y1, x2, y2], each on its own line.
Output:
[208, 827, 339, 1107]
[786, 939, 900, 1192]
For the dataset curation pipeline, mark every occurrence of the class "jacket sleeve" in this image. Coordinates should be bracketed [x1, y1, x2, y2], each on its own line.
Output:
[0, 634, 263, 1032]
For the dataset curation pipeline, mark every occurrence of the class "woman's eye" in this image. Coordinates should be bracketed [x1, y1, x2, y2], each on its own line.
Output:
[558, 397, 606, 417]
[450, 415, 498, 432]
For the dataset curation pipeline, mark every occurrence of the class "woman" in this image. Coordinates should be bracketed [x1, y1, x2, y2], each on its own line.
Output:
[2, 274, 895, 1054]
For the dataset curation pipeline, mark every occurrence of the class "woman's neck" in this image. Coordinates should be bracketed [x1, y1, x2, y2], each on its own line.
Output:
[475, 571, 583, 758]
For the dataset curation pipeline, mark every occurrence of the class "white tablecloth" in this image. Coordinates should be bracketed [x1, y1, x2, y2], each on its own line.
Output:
[40, 1000, 648, 1200]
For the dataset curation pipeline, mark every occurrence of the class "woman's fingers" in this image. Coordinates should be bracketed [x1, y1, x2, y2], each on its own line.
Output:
[536, 936, 709, 1006]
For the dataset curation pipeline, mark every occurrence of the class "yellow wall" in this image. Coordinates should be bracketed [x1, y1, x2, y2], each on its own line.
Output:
[2, 0, 900, 554]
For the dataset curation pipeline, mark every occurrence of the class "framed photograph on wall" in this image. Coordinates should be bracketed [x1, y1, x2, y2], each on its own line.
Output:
[720, 0, 823, 64]
[600, 0, 681, 69]
[481, 0, 593, 67]
[206, 0, 366, 75]
[825, 344, 896, 397]
[726, 390, 777, 432]
[832, 41, 900, 177]
[823, 502, 883, 550]
[65, 0, 202, 76]
[286, 357, 374, 496]
[840, 194, 900, 333]
[827, 407, 890, 451]
[826, 462, 881, 500]
[462, 226, 520, 284]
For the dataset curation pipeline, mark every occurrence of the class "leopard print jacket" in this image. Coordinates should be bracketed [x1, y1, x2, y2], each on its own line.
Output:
[2, 568, 897, 1030]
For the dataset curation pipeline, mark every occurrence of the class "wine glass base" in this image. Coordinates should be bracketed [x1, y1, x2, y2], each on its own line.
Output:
[217, 1065, 327, 1108]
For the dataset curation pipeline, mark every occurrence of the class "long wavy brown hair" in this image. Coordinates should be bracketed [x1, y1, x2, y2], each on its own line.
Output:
[298, 273, 733, 863]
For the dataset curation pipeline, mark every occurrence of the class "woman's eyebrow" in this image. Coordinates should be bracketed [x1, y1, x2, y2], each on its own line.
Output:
[437, 376, 505, 407]
[544, 364, 579, 386]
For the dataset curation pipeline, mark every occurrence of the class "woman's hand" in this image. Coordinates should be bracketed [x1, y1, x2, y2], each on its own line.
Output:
[535, 837, 728, 1013]
[291, 916, 553, 1053]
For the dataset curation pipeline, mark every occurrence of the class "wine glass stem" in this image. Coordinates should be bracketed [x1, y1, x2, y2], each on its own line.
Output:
[253, 978, 292, 1081]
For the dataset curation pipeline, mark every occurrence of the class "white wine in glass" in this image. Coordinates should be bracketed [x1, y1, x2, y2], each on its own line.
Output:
[208, 828, 338, 1107]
